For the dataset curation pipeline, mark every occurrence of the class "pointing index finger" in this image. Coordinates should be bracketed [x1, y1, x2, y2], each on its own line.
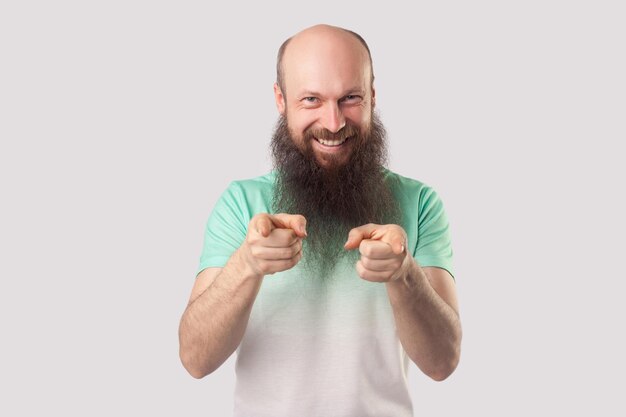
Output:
[271, 213, 308, 237]
[345, 224, 407, 255]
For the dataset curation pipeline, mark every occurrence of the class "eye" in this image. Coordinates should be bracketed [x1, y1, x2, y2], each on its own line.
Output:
[301, 96, 320, 108]
[341, 95, 362, 104]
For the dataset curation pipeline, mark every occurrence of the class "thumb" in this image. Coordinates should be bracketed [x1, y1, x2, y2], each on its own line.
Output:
[391, 240, 406, 255]
[344, 224, 377, 250]
[379, 228, 407, 255]
[254, 214, 275, 237]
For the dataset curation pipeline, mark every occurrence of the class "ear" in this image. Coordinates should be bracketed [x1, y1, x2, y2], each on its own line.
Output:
[274, 83, 286, 115]
[371, 84, 376, 108]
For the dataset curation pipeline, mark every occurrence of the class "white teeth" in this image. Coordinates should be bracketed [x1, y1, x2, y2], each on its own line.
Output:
[317, 137, 347, 146]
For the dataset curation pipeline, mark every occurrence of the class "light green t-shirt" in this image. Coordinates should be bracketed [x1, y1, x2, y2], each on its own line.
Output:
[198, 170, 454, 417]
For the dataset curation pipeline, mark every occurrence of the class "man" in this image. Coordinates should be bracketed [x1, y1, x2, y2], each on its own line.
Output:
[179, 24, 461, 417]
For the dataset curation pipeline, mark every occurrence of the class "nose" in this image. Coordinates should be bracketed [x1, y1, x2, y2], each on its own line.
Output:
[320, 102, 346, 133]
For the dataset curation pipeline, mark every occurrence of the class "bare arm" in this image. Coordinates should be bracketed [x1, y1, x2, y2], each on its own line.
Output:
[345, 223, 462, 381]
[386, 262, 461, 381]
[178, 249, 263, 378]
[178, 214, 306, 379]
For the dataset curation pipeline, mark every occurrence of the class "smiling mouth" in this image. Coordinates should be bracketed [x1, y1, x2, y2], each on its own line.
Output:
[315, 136, 351, 147]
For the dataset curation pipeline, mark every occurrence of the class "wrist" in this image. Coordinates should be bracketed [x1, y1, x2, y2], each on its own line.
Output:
[387, 255, 423, 291]
[228, 245, 265, 283]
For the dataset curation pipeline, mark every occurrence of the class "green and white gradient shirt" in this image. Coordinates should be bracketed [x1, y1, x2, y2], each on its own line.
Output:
[198, 170, 454, 417]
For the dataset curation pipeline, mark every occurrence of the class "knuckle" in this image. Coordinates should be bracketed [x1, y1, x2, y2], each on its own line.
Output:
[251, 213, 265, 223]
[249, 245, 262, 257]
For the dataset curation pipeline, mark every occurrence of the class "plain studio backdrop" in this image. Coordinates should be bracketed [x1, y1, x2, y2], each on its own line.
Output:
[1, 1, 624, 415]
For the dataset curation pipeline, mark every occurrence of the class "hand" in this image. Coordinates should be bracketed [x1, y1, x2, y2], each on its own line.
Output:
[344, 223, 410, 283]
[242, 213, 307, 277]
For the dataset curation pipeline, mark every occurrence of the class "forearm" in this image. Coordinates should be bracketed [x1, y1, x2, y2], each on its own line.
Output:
[179, 248, 262, 378]
[386, 259, 462, 381]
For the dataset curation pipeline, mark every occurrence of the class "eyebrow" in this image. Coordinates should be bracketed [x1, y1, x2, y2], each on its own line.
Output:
[298, 88, 366, 98]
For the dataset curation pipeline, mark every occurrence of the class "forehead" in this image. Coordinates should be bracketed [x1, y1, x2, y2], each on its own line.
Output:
[282, 31, 371, 96]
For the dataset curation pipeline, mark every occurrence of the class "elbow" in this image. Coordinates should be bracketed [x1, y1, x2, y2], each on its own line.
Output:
[425, 346, 461, 382]
[179, 348, 217, 379]
[188, 368, 211, 380]
[180, 355, 216, 379]
[429, 325, 462, 381]
[410, 352, 460, 382]
[415, 338, 462, 382]
[184, 362, 210, 379]
[427, 360, 458, 382]
[179, 323, 219, 379]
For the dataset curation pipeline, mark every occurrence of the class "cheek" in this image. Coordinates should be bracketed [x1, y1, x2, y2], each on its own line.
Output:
[285, 118, 312, 154]
[345, 107, 371, 131]
[287, 110, 316, 135]
[346, 114, 371, 134]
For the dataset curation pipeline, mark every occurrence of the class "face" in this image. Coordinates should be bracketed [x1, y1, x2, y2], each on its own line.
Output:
[270, 29, 399, 279]
[274, 32, 375, 169]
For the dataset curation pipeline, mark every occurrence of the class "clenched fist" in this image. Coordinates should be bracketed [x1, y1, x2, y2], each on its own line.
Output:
[344, 223, 411, 283]
[241, 213, 307, 278]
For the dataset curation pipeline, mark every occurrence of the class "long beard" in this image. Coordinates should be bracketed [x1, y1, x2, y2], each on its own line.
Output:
[270, 112, 400, 279]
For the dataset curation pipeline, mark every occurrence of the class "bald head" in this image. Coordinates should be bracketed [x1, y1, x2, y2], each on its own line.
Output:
[276, 24, 374, 95]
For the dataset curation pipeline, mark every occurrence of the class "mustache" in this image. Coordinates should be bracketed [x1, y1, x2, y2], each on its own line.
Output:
[302, 124, 359, 142]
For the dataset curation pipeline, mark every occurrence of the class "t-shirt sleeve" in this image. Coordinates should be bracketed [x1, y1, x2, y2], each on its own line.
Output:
[197, 182, 249, 275]
[413, 186, 454, 279]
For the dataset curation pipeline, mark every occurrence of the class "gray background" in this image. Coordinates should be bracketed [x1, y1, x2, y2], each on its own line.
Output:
[1, 0, 625, 415]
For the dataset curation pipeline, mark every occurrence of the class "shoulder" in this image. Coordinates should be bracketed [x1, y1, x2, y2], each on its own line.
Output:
[384, 169, 440, 208]
[222, 172, 275, 198]
[218, 172, 276, 217]
[230, 171, 276, 188]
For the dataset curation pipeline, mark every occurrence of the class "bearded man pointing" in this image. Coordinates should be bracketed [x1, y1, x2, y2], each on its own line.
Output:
[178, 24, 462, 417]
